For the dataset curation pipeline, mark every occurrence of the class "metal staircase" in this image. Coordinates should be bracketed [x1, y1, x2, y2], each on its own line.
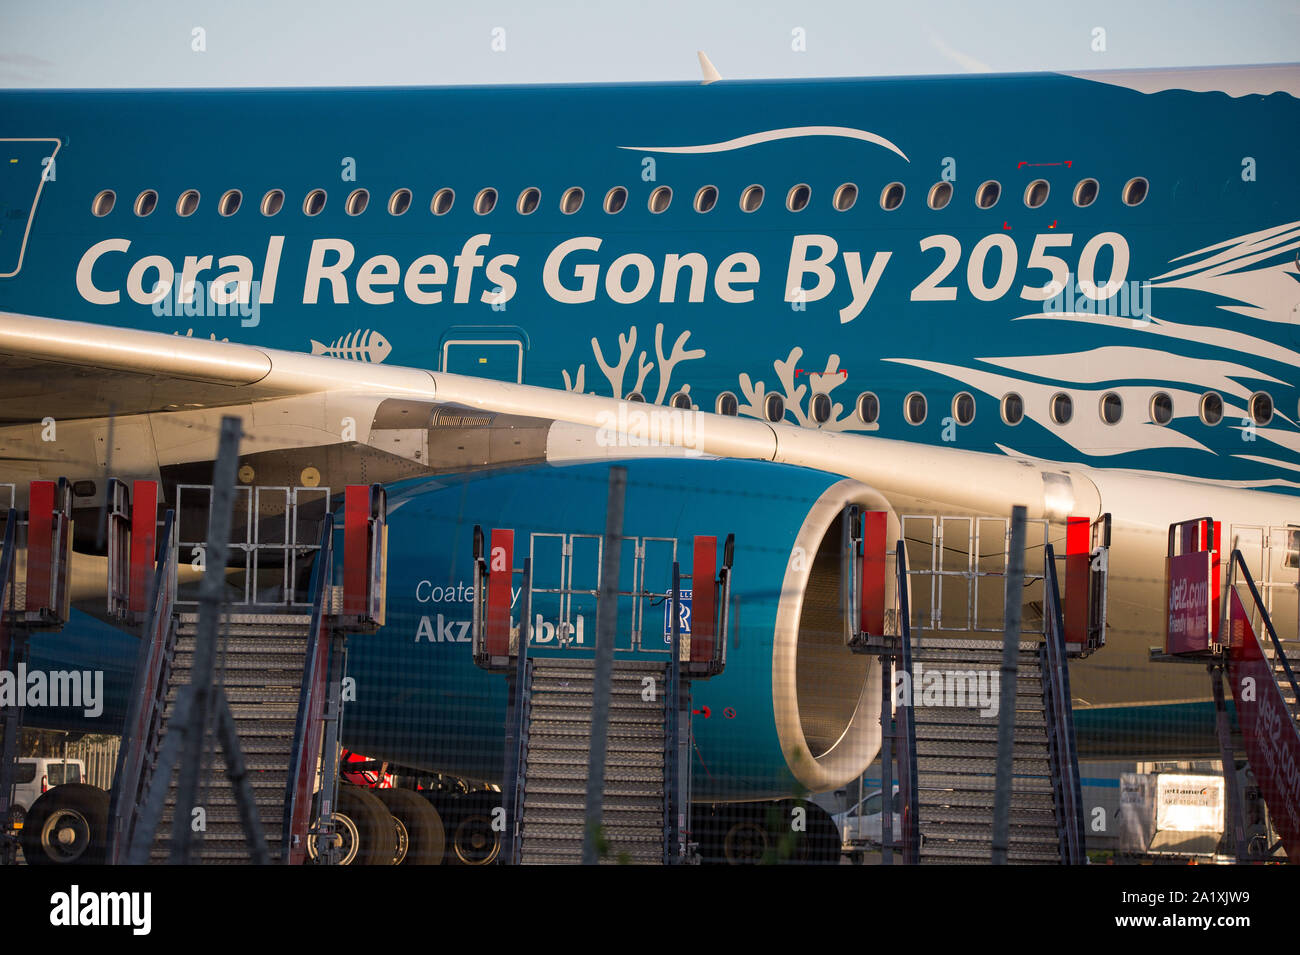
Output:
[148, 611, 313, 862]
[911, 636, 1070, 863]
[473, 523, 729, 865]
[848, 509, 1102, 864]
[0, 481, 73, 863]
[106, 464, 389, 864]
[517, 657, 670, 864]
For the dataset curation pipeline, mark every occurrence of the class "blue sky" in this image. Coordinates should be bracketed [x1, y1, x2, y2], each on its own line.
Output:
[1, 0, 1297, 88]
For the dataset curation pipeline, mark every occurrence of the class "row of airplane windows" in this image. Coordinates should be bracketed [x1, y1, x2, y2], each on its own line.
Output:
[694, 387, 1277, 428]
[87, 176, 1150, 219]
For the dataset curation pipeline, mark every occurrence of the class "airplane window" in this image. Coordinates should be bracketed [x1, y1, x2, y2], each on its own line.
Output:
[904, 392, 927, 425]
[880, 182, 905, 211]
[1073, 179, 1099, 207]
[1024, 179, 1049, 208]
[474, 188, 497, 215]
[345, 189, 369, 216]
[258, 188, 284, 216]
[177, 189, 200, 217]
[1199, 392, 1223, 426]
[1150, 392, 1173, 425]
[716, 392, 739, 416]
[388, 188, 411, 216]
[833, 183, 858, 211]
[1123, 177, 1149, 206]
[670, 392, 692, 410]
[302, 189, 326, 216]
[694, 185, 718, 213]
[603, 186, 627, 214]
[764, 393, 785, 423]
[134, 190, 158, 217]
[516, 188, 540, 215]
[1001, 392, 1024, 425]
[560, 187, 584, 215]
[1051, 392, 1073, 425]
[648, 186, 672, 213]
[1250, 391, 1273, 426]
[856, 392, 879, 424]
[975, 181, 1000, 209]
[431, 188, 454, 215]
[91, 189, 116, 217]
[786, 183, 811, 212]
[953, 392, 975, 425]
[625, 391, 645, 402]
[218, 190, 242, 217]
[928, 182, 953, 210]
[1100, 392, 1123, 425]
[740, 184, 764, 212]
[811, 393, 832, 423]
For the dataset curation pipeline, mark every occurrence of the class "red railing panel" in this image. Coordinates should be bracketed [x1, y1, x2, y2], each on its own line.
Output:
[860, 511, 887, 636]
[1064, 515, 1090, 648]
[343, 485, 369, 617]
[486, 529, 514, 656]
[25, 481, 54, 612]
[690, 536, 716, 663]
[129, 480, 158, 615]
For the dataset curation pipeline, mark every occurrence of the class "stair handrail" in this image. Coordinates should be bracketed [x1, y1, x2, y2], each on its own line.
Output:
[1042, 544, 1086, 863]
[0, 510, 17, 855]
[0, 509, 16, 658]
[106, 508, 177, 865]
[282, 513, 336, 864]
[1228, 550, 1300, 709]
[665, 562, 683, 863]
[501, 558, 533, 865]
[894, 539, 920, 864]
[711, 534, 735, 676]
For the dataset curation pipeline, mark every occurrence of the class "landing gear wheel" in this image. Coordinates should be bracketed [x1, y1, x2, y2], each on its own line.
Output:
[375, 788, 445, 865]
[446, 793, 502, 865]
[390, 815, 409, 864]
[21, 784, 108, 865]
[308, 785, 394, 865]
[722, 814, 770, 865]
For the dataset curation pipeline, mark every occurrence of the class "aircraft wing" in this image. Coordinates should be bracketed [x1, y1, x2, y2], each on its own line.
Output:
[0, 311, 1100, 521]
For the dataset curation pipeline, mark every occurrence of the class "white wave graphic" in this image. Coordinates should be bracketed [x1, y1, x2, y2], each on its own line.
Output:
[1148, 219, 1300, 325]
[619, 125, 909, 162]
[1011, 311, 1300, 369]
[1234, 454, 1300, 475]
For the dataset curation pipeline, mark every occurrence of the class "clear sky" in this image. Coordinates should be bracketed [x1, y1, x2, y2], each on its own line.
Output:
[1, 0, 1297, 88]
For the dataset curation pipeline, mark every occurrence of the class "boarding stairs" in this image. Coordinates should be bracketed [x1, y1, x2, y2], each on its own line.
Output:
[1151, 518, 1300, 862]
[106, 474, 388, 864]
[848, 509, 1107, 864]
[0, 480, 73, 863]
[516, 656, 671, 863]
[473, 527, 731, 864]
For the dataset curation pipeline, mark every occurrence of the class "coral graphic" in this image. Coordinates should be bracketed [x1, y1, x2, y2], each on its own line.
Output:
[737, 346, 864, 431]
[562, 323, 704, 404]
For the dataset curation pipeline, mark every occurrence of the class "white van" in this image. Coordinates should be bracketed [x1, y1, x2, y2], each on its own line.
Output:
[7, 758, 85, 828]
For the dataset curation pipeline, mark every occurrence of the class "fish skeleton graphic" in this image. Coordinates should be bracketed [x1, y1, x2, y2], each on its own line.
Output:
[309, 329, 393, 362]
